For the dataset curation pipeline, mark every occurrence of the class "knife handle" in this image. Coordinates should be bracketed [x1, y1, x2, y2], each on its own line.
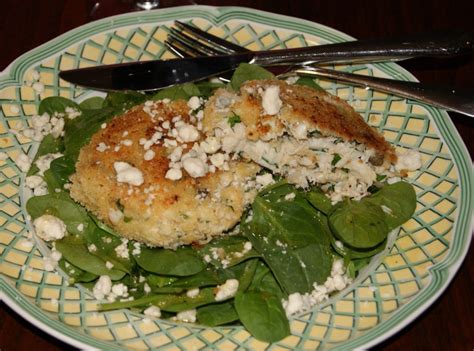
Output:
[252, 30, 473, 65]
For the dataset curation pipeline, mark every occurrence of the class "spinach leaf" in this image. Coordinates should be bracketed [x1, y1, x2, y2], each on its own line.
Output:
[305, 187, 334, 215]
[197, 235, 259, 269]
[159, 287, 216, 312]
[242, 184, 332, 294]
[63, 107, 116, 161]
[152, 83, 201, 101]
[38, 96, 80, 115]
[197, 302, 239, 326]
[26, 192, 92, 235]
[195, 81, 225, 98]
[27, 134, 64, 176]
[234, 291, 290, 343]
[83, 226, 134, 273]
[230, 63, 274, 90]
[102, 91, 146, 110]
[237, 259, 258, 293]
[146, 274, 178, 288]
[79, 96, 104, 110]
[43, 169, 63, 193]
[135, 247, 205, 276]
[329, 200, 388, 249]
[169, 269, 226, 289]
[46, 156, 75, 188]
[55, 236, 126, 280]
[58, 259, 98, 283]
[365, 181, 416, 230]
[294, 77, 324, 91]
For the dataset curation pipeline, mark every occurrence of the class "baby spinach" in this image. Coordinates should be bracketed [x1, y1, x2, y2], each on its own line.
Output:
[295, 77, 324, 91]
[195, 81, 225, 98]
[63, 107, 116, 161]
[55, 236, 126, 280]
[83, 226, 134, 273]
[197, 302, 239, 327]
[230, 63, 274, 90]
[102, 91, 146, 110]
[243, 184, 332, 294]
[58, 259, 98, 283]
[38, 96, 80, 115]
[152, 83, 201, 101]
[236, 259, 258, 293]
[26, 192, 92, 235]
[197, 235, 259, 269]
[135, 247, 205, 276]
[79, 96, 104, 110]
[235, 290, 290, 343]
[329, 200, 388, 249]
[169, 269, 226, 289]
[27, 134, 64, 176]
[329, 182, 416, 249]
[365, 181, 416, 230]
[46, 156, 75, 188]
[305, 187, 334, 215]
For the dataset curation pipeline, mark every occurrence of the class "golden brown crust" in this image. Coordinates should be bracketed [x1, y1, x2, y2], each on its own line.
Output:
[70, 100, 259, 248]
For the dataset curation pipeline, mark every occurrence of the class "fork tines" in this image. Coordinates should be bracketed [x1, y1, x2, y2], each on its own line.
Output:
[166, 20, 249, 59]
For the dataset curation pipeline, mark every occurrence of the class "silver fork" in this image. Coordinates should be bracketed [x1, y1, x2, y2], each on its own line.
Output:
[166, 21, 474, 118]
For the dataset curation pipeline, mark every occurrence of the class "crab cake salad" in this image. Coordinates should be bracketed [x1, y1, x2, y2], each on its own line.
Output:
[25, 64, 422, 342]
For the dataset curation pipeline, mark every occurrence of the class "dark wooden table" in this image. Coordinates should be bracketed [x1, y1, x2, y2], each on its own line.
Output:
[1, 1, 473, 350]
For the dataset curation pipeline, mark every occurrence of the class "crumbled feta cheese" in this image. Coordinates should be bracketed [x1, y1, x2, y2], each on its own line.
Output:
[144, 306, 161, 318]
[93, 275, 112, 300]
[186, 288, 200, 298]
[256, 173, 274, 187]
[108, 208, 123, 224]
[111, 283, 128, 297]
[33, 215, 67, 241]
[381, 205, 393, 215]
[284, 192, 296, 201]
[96, 142, 108, 152]
[182, 157, 208, 178]
[281, 259, 351, 317]
[32, 82, 45, 94]
[105, 261, 114, 270]
[187, 96, 201, 110]
[177, 124, 200, 142]
[215, 279, 239, 301]
[114, 239, 130, 259]
[35, 153, 62, 176]
[101, 123, 107, 129]
[43, 248, 62, 271]
[200, 137, 220, 154]
[395, 149, 422, 171]
[25, 175, 48, 196]
[243, 241, 252, 251]
[175, 309, 196, 323]
[261, 86, 282, 115]
[15, 153, 31, 172]
[88, 244, 97, 253]
[144, 149, 155, 161]
[165, 168, 183, 181]
[114, 162, 144, 186]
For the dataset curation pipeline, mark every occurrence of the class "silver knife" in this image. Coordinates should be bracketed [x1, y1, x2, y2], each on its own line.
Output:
[59, 31, 472, 91]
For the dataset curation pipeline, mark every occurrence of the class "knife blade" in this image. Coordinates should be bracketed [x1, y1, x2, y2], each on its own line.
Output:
[59, 31, 472, 91]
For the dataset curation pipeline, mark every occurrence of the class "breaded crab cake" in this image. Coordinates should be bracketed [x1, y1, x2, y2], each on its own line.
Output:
[70, 99, 259, 248]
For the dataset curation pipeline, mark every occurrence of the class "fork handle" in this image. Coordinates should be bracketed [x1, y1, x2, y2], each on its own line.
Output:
[293, 66, 474, 117]
[252, 31, 472, 65]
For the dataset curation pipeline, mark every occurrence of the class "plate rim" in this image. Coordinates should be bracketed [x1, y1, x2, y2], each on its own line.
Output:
[0, 5, 472, 350]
